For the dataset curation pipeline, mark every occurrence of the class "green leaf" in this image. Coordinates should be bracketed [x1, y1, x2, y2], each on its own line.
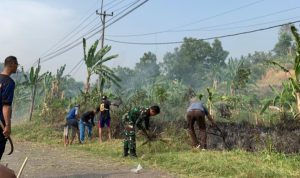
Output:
[289, 78, 300, 92]
[260, 100, 272, 115]
[268, 61, 289, 73]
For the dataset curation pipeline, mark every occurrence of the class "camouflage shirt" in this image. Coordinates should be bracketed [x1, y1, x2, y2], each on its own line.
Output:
[122, 107, 150, 132]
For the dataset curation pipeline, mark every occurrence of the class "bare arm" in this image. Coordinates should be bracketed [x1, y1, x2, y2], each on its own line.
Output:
[2, 105, 12, 137]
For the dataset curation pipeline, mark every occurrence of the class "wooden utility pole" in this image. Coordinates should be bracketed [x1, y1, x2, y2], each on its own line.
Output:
[96, 0, 113, 48]
[96, 0, 113, 93]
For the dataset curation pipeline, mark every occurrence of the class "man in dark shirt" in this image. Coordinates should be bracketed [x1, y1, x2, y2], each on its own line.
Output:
[98, 95, 115, 143]
[121, 105, 160, 158]
[79, 107, 100, 142]
[0, 56, 18, 160]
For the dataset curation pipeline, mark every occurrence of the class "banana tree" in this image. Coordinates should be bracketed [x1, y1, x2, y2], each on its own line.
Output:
[22, 64, 47, 121]
[291, 26, 300, 113]
[52, 65, 66, 98]
[260, 83, 296, 115]
[267, 26, 300, 114]
[42, 72, 53, 102]
[82, 38, 120, 94]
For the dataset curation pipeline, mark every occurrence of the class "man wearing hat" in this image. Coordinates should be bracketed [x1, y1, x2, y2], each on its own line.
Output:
[98, 95, 115, 143]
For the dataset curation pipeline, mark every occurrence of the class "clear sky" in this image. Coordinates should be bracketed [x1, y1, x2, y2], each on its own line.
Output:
[1, 0, 299, 82]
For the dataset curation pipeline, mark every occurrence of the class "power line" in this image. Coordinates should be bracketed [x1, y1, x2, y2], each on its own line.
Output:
[105, 20, 300, 45]
[106, 0, 147, 28]
[105, 0, 127, 11]
[39, 0, 148, 64]
[102, 0, 117, 9]
[190, 16, 300, 32]
[172, 0, 266, 30]
[35, 0, 123, 66]
[40, 12, 96, 58]
[39, 1, 121, 60]
[107, 6, 300, 37]
[67, 59, 84, 76]
[35, 0, 100, 63]
[39, 16, 100, 60]
[107, 0, 267, 37]
[172, 6, 300, 33]
[72, 62, 85, 76]
[110, 0, 136, 13]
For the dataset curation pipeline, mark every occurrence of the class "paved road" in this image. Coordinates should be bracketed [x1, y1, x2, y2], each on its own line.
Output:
[1, 142, 175, 178]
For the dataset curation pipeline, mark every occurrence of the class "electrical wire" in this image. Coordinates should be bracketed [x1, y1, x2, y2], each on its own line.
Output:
[105, 20, 300, 45]
[39, 0, 148, 64]
[107, 0, 268, 37]
[67, 59, 84, 76]
[33, 0, 126, 66]
[107, 6, 300, 37]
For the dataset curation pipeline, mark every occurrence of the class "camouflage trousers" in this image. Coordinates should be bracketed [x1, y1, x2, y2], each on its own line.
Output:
[123, 129, 136, 150]
[123, 125, 137, 157]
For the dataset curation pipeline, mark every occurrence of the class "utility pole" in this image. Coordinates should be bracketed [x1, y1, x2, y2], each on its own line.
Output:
[96, 0, 113, 48]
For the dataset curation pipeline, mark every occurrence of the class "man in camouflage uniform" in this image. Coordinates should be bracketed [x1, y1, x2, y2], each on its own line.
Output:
[121, 105, 160, 158]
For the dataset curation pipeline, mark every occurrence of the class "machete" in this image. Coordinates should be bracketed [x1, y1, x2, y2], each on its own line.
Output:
[0, 121, 14, 155]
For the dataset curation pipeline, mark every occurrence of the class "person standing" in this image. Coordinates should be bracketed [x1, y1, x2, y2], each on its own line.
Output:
[0, 56, 18, 160]
[99, 95, 118, 143]
[79, 107, 100, 142]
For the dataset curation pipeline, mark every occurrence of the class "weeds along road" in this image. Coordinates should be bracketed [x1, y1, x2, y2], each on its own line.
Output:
[1, 141, 175, 178]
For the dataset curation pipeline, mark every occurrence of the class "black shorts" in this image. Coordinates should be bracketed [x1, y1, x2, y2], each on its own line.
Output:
[66, 119, 79, 130]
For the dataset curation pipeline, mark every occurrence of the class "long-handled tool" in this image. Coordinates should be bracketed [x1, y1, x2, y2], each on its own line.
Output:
[17, 157, 28, 178]
[139, 128, 172, 148]
[207, 125, 229, 149]
[0, 121, 14, 155]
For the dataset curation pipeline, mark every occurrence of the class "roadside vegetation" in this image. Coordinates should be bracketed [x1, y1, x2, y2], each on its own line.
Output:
[11, 25, 300, 177]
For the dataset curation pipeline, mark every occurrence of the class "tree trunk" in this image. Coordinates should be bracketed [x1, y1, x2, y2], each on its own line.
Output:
[296, 92, 300, 115]
[230, 83, 234, 96]
[29, 85, 37, 121]
[85, 74, 91, 93]
[213, 79, 218, 90]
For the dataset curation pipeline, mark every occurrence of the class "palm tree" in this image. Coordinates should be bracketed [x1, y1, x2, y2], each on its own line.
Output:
[82, 38, 120, 94]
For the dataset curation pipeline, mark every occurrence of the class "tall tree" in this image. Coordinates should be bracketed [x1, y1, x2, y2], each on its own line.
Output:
[210, 39, 229, 66]
[225, 58, 251, 96]
[134, 52, 160, 84]
[273, 25, 293, 56]
[163, 37, 229, 88]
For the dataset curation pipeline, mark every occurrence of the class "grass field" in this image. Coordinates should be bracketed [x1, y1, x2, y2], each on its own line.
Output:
[13, 120, 300, 178]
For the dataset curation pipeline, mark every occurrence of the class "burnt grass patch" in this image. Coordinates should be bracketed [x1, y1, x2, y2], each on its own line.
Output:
[110, 117, 300, 154]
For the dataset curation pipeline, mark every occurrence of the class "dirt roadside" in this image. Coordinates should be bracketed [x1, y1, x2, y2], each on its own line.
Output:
[1, 142, 176, 178]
